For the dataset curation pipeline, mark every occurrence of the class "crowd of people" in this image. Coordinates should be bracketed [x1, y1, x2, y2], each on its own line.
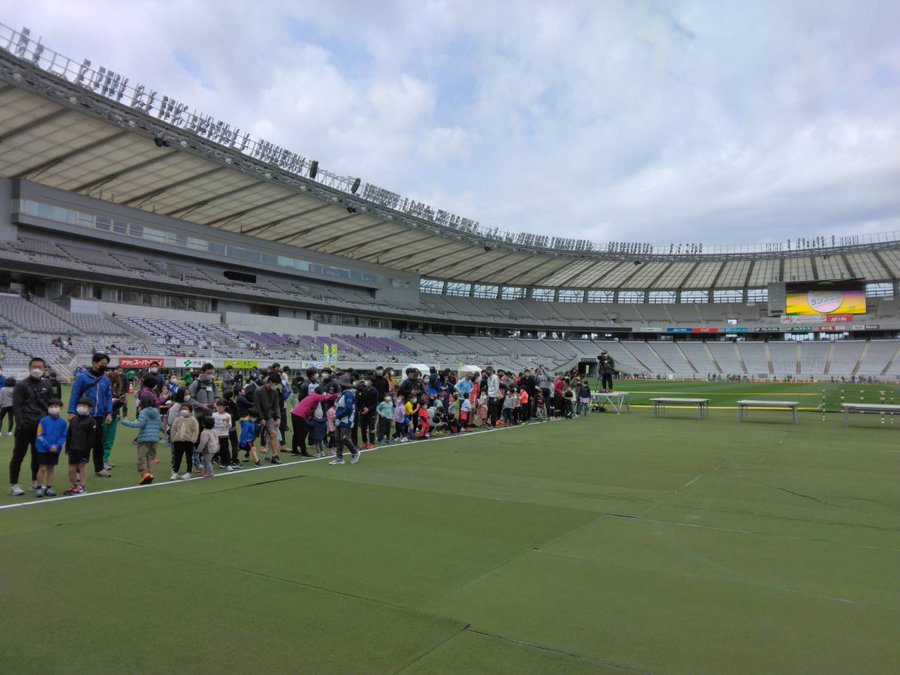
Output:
[4, 351, 614, 498]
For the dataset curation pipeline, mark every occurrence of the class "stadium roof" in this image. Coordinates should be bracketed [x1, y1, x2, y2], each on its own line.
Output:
[1, 26, 898, 291]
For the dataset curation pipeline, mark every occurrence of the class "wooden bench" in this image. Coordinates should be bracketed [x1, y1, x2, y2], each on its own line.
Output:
[650, 398, 710, 419]
[737, 400, 800, 424]
[841, 403, 900, 426]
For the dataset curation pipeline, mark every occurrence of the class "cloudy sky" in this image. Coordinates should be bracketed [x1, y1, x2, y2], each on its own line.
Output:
[4, 0, 900, 247]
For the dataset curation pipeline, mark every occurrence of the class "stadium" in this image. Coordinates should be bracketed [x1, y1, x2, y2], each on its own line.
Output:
[1, 20, 899, 675]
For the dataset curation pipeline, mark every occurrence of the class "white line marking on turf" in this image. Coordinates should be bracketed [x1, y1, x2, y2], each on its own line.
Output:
[0, 421, 535, 512]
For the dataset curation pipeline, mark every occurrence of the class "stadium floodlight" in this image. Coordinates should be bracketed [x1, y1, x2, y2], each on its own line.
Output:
[309, 160, 319, 179]
[153, 134, 169, 148]
[351, 177, 361, 194]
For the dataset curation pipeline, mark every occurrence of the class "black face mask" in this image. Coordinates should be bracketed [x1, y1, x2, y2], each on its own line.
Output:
[95, 365, 107, 374]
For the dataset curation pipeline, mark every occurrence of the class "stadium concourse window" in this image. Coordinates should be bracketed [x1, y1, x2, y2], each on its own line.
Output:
[587, 290, 614, 303]
[446, 282, 471, 297]
[680, 290, 708, 303]
[532, 288, 555, 302]
[419, 279, 444, 294]
[618, 291, 645, 303]
[557, 290, 583, 303]
[747, 288, 769, 303]
[501, 286, 525, 300]
[648, 291, 676, 303]
[473, 284, 499, 299]
[713, 289, 744, 303]
[866, 282, 894, 298]
[15, 198, 381, 285]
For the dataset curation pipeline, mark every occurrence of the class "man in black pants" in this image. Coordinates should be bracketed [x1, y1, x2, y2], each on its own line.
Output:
[598, 351, 616, 393]
[355, 374, 378, 449]
[8, 357, 53, 496]
[68, 353, 115, 479]
[290, 368, 318, 457]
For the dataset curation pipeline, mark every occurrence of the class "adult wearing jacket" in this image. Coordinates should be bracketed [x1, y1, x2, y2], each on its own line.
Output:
[254, 373, 282, 464]
[188, 363, 219, 416]
[8, 358, 53, 496]
[68, 353, 114, 478]
[355, 376, 379, 449]
[486, 368, 501, 426]
[330, 373, 359, 465]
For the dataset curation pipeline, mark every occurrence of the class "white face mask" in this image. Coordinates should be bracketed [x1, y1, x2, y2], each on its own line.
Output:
[76, 406, 90, 415]
[48, 406, 61, 416]
[30, 369, 43, 379]
[180, 409, 191, 417]
[170, 379, 177, 385]
[183, 395, 191, 401]
[149, 368, 158, 374]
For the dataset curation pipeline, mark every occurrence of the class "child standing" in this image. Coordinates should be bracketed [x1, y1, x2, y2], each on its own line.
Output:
[459, 394, 472, 431]
[34, 399, 66, 498]
[535, 389, 547, 422]
[306, 404, 328, 458]
[477, 392, 488, 427]
[392, 395, 407, 442]
[325, 405, 337, 452]
[376, 394, 394, 445]
[65, 398, 97, 495]
[0, 376, 15, 436]
[502, 389, 516, 425]
[170, 404, 199, 480]
[239, 410, 262, 466]
[197, 416, 218, 478]
[578, 380, 592, 416]
[519, 387, 529, 424]
[212, 400, 233, 471]
[121, 395, 162, 485]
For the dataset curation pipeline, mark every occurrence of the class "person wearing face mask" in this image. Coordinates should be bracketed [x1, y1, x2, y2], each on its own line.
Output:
[169, 399, 199, 480]
[188, 363, 219, 417]
[8, 357, 53, 496]
[33, 398, 67, 498]
[67, 353, 114, 479]
[64, 397, 97, 495]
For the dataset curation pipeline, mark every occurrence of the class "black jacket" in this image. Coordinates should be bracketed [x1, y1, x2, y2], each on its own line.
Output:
[12, 377, 53, 428]
[372, 375, 390, 399]
[253, 385, 279, 422]
[67, 414, 97, 451]
[356, 386, 379, 414]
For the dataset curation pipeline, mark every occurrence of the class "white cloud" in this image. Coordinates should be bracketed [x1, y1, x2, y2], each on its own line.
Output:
[3, 0, 899, 246]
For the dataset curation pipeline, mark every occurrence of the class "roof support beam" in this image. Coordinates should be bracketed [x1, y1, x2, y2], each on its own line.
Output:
[204, 193, 300, 227]
[239, 203, 331, 237]
[278, 213, 360, 245]
[72, 150, 180, 193]
[12, 130, 128, 180]
[0, 108, 69, 143]
[163, 179, 265, 218]
[379, 241, 471, 268]
[327, 223, 405, 256]
[119, 166, 227, 207]
[356, 231, 436, 262]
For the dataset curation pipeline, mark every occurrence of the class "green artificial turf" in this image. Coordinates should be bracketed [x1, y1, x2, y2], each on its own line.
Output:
[1, 382, 898, 673]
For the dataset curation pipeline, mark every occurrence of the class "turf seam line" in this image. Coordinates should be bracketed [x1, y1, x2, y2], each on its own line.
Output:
[0, 420, 536, 512]
[81, 530, 438, 615]
[464, 628, 654, 674]
[393, 623, 472, 674]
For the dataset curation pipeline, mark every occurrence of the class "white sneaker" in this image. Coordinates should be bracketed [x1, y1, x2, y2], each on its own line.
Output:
[350, 453, 360, 464]
[225, 465, 234, 472]
[9, 485, 25, 496]
[329, 458, 345, 465]
[170, 472, 179, 481]
[181, 472, 192, 481]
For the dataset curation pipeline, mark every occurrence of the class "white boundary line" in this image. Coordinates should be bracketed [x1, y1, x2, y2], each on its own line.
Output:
[0, 420, 538, 512]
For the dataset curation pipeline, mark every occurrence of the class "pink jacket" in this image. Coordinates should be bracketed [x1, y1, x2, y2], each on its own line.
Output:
[291, 392, 338, 420]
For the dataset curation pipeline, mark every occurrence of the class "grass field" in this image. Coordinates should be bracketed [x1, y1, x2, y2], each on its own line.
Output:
[1, 381, 898, 673]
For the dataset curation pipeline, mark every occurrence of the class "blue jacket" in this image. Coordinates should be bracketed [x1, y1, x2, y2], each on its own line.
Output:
[239, 418, 259, 446]
[68, 370, 113, 418]
[121, 407, 162, 443]
[335, 390, 355, 429]
[306, 416, 327, 443]
[36, 415, 67, 453]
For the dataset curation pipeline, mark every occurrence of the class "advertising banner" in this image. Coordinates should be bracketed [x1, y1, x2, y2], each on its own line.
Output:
[224, 360, 258, 369]
[117, 358, 164, 368]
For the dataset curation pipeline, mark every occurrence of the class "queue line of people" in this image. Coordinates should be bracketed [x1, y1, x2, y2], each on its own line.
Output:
[7, 353, 605, 498]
